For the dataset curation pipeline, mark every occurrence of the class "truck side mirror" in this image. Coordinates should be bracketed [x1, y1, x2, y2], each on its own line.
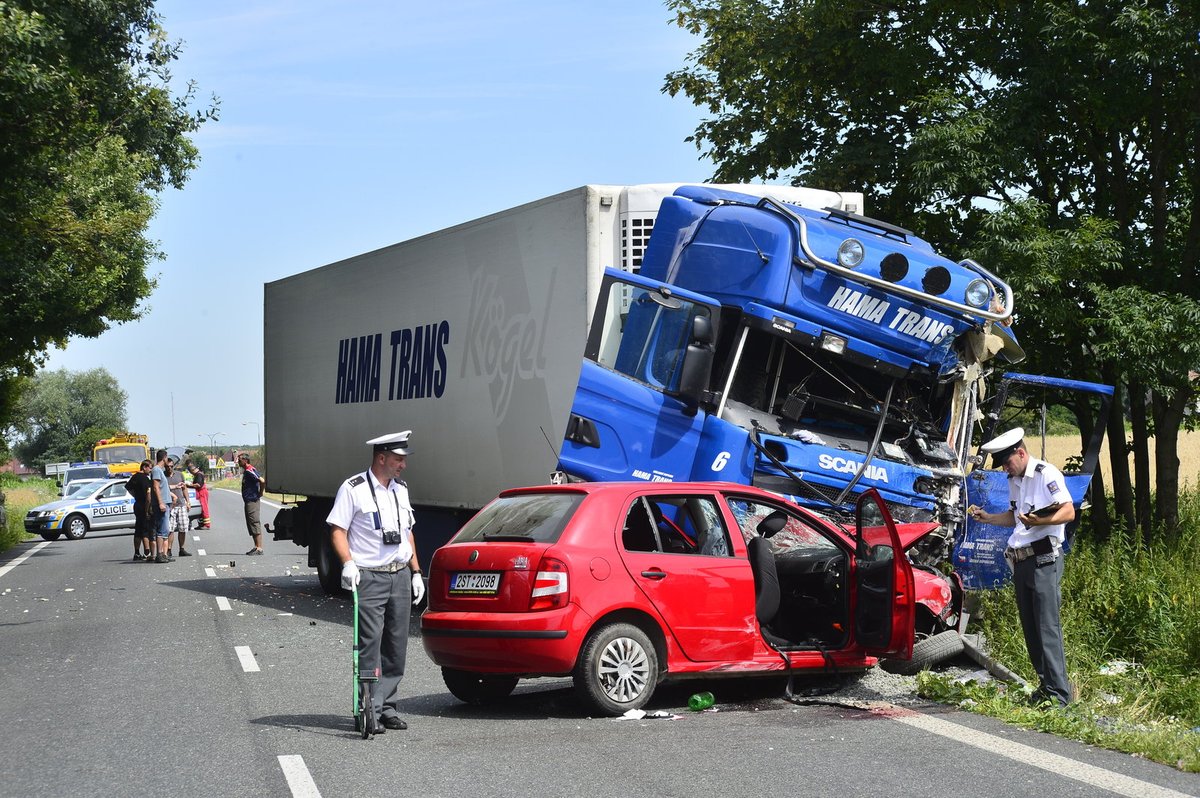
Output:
[677, 314, 715, 412]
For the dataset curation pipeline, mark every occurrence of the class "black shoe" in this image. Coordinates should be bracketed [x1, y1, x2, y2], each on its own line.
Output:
[246, 548, 263, 556]
[133, 554, 144, 561]
[178, 549, 192, 556]
[380, 716, 407, 730]
[154, 554, 168, 563]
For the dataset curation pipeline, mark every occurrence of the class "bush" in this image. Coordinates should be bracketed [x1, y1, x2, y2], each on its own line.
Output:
[969, 485, 1200, 726]
[0, 474, 57, 553]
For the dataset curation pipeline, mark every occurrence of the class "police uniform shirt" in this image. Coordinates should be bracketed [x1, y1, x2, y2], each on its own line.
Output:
[325, 470, 415, 568]
[1007, 456, 1073, 549]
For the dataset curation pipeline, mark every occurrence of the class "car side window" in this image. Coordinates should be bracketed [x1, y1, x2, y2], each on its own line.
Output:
[622, 496, 733, 557]
[726, 498, 838, 557]
[102, 484, 127, 499]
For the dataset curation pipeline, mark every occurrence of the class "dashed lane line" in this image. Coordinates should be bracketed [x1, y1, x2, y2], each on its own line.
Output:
[235, 645, 260, 672]
[0, 541, 51, 579]
[215, 596, 232, 611]
[205, 566, 217, 577]
[278, 755, 321, 798]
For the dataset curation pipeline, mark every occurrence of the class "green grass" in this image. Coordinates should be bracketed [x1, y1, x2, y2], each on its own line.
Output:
[1, 474, 58, 551]
[921, 487, 1200, 771]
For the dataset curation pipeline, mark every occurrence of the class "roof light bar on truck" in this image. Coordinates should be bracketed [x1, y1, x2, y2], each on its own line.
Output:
[755, 196, 1015, 323]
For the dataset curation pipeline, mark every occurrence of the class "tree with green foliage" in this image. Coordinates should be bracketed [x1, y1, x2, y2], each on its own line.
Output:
[665, 0, 1200, 540]
[0, 1, 217, 428]
[12, 368, 128, 468]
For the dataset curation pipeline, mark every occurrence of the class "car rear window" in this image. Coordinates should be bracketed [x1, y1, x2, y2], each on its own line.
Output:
[453, 493, 584, 544]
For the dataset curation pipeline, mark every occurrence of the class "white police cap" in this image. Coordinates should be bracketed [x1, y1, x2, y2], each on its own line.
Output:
[981, 427, 1024, 467]
[366, 430, 412, 455]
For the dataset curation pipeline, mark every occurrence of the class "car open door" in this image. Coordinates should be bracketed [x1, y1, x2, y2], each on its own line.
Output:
[852, 488, 915, 659]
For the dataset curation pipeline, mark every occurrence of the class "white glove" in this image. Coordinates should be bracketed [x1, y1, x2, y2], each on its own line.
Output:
[411, 573, 425, 605]
[340, 560, 361, 591]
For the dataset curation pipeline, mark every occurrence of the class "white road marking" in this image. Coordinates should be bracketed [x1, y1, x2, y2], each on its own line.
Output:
[205, 567, 216, 577]
[0, 541, 51, 579]
[215, 596, 232, 611]
[197, 549, 207, 556]
[192, 535, 200, 541]
[235, 645, 260, 672]
[278, 755, 321, 798]
[859, 702, 1194, 798]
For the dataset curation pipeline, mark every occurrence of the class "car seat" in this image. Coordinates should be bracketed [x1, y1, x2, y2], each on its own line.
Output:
[749, 511, 790, 647]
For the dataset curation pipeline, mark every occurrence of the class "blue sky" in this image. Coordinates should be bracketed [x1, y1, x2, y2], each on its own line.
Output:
[43, 0, 715, 450]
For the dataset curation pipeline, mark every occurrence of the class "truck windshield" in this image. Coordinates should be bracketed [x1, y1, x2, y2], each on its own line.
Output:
[94, 445, 146, 463]
[722, 326, 953, 458]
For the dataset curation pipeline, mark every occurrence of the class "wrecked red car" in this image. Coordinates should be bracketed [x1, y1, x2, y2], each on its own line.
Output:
[421, 481, 958, 715]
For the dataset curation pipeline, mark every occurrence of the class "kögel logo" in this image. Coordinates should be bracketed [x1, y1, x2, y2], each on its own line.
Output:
[334, 322, 450, 405]
[460, 269, 554, 422]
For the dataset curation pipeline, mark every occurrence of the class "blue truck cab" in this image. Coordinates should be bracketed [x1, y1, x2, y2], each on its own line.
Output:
[558, 185, 1105, 584]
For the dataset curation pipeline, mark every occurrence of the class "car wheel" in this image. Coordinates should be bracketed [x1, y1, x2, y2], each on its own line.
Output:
[575, 622, 658, 716]
[441, 668, 519, 705]
[880, 629, 965, 675]
[39, 532, 62, 541]
[64, 514, 89, 540]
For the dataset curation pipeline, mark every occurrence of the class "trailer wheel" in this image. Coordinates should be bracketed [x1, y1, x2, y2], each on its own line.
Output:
[880, 630, 965, 675]
[315, 531, 342, 595]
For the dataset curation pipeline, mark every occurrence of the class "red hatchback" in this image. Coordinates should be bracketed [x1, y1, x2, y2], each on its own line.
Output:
[421, 481, 917, 716]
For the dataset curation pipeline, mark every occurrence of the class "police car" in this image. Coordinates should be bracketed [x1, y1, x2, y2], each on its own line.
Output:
[26, 477, 137, 541]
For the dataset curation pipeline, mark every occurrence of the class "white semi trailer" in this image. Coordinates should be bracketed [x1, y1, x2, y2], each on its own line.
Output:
[264, 183, 864, 592]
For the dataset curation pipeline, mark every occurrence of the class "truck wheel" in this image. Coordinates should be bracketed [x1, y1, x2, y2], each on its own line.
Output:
[315, 531, 342, 595]
[880, 630, 965, 675]
[64, 514, 89, 541]
[441, 668, 519, 705]
[574, 623, 658, 716]
[39, 532, 62, 541]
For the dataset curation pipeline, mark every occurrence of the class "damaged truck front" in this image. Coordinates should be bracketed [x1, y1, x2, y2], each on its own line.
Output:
[560, 185, 1021, 574]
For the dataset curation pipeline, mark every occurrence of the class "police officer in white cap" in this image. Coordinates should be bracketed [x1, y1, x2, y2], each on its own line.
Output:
[327, 430, 425, 731]
[968, 427, 1075, 705]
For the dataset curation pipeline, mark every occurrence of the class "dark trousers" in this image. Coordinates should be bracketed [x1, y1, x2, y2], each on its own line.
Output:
[357, 568, 411, 720]
[1012, 554, 1070, 704]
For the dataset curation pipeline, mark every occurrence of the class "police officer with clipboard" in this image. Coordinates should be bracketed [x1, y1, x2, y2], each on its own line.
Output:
[327, 431, 425, 731]
[969, 427, 1075, 706]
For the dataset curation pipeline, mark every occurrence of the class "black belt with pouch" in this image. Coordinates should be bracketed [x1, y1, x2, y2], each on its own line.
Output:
[1031, 535, 1058, 567]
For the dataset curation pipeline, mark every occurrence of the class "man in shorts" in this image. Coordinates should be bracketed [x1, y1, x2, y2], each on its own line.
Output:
[150, 449, 174, 563]
[125, 460, 154, 560]
[167, 462, 192, 556]
[239, 453, 266, 555]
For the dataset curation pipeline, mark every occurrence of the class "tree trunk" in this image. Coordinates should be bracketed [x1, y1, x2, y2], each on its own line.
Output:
[1129, 377, 1152, 536]
[1073, 395, 1110, 540]
[1104, 374, 1135, 531]
[1151, 387, 1188, 538]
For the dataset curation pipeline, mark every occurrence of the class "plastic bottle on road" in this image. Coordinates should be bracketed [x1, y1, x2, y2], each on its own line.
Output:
[688, 691, 715, 711]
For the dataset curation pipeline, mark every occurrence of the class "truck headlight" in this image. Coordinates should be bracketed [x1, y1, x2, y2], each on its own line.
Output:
[965, 278, 991, 308]
[837, 238, 865, 268]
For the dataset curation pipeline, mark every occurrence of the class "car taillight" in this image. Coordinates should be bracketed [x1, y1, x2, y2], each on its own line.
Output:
[529, 557, 568, 611]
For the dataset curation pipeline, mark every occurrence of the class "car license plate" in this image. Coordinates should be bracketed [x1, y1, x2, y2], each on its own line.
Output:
[450, 572, 500, 595]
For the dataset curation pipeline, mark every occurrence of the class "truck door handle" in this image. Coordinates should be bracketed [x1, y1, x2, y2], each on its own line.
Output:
[641, 570, 667, 580]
